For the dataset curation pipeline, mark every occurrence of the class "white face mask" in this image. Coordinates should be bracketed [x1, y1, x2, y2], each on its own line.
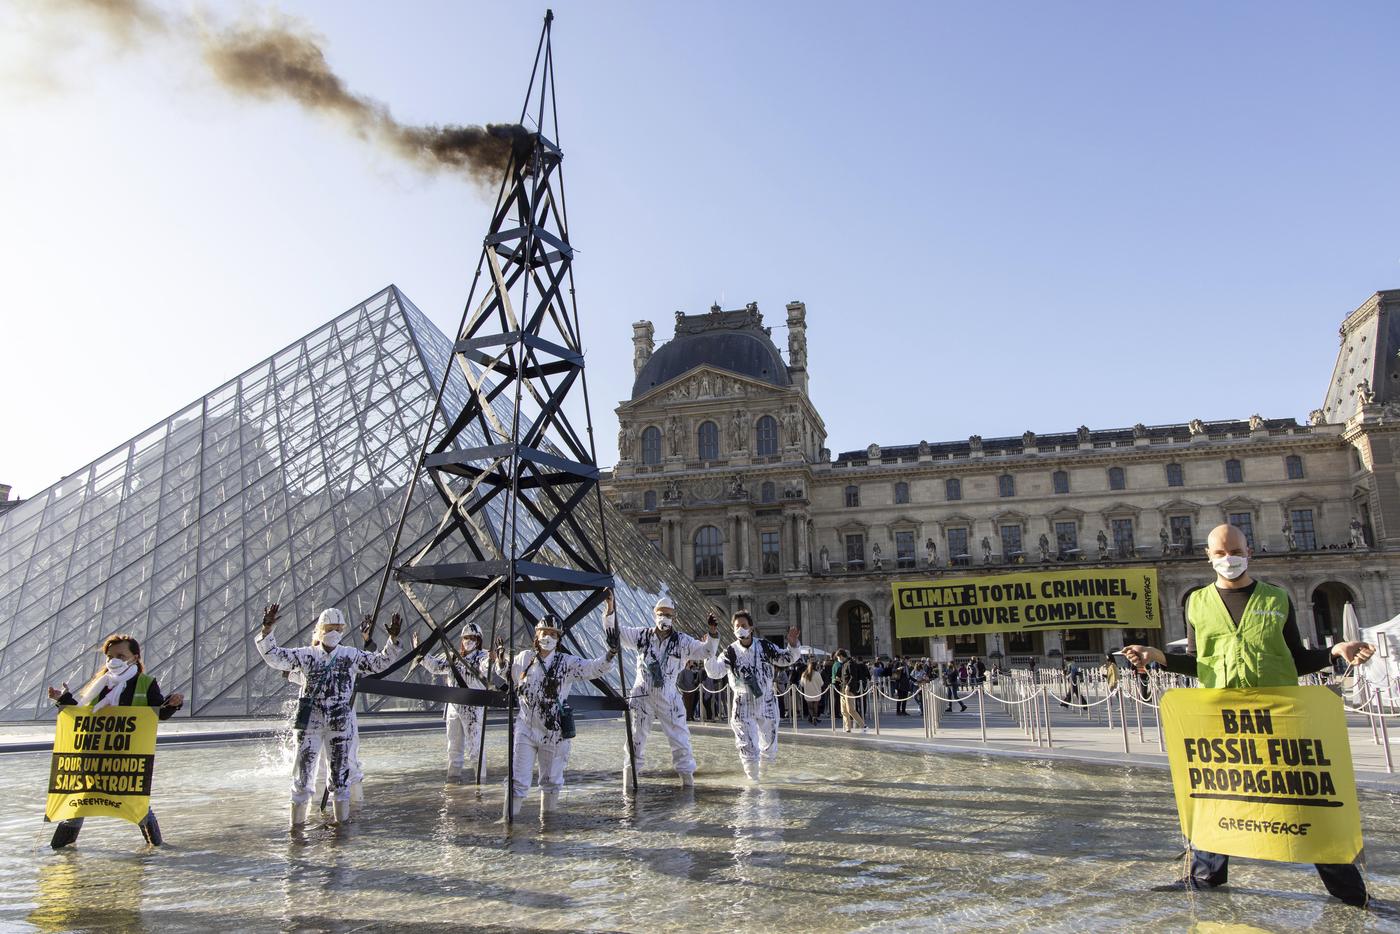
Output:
[537, 635, 558, 652]
[1212, 555, 1248, 581]
[655, 614, 673, 630]
[734, 626, 752, 641]
[106, 657, 130, 674]
[320, 630, 344, 649]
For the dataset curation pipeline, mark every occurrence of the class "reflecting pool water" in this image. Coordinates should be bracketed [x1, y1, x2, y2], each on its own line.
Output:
[0, 723, 1395, 933]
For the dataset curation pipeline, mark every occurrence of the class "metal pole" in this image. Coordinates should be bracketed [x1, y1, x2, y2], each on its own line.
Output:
[791, 685, 799, 733]
[1375, 688, 1394, 774]
[1154, 681, 1165, 750]
[873, 686, 881, 736]
[1042, 685, 1054, 748]
[1118, 687, 1130, 755]
[978, 684, 987, 743]
[830, 683, 837, 734]
[1134, 689, 1144, 743]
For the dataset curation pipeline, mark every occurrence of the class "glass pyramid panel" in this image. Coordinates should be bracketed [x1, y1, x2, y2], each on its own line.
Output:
[0, 286, 713, 720]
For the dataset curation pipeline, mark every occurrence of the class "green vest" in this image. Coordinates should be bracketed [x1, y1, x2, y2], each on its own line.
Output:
[130, 673, 153, 706]
[1187, 581, 1298, 688]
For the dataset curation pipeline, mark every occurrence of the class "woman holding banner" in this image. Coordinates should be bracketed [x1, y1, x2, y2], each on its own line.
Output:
[45, 633, 184, 849]
[1124, 523, 1375, 907]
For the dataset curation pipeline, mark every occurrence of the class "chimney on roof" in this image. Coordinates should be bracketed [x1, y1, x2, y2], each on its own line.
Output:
[786, 301, 808, 394]
[0, 484, 9, 503]
[632, 320, 655, 378]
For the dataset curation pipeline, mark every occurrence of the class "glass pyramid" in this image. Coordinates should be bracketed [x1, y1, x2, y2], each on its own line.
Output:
[0, 286, 712, 720]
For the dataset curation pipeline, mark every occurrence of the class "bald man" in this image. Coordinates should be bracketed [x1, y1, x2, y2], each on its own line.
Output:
[1124, 523, 1375, 907]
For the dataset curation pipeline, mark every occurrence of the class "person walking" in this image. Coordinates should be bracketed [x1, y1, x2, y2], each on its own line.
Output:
[1124, 523, 1375, 907]
[942, 662, 967, 712]
[703, 612, 802, 780]
[799, 662, 824, 724]
[832, 650, 866, 733]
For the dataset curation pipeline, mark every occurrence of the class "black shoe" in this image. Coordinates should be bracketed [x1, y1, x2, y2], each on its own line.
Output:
[945, 707, 953, 712]
[960, 704, 967, 712]
[50, 822, 81, 850]
[1150, 878, 1218, 893]
[140, 812, 163, 847]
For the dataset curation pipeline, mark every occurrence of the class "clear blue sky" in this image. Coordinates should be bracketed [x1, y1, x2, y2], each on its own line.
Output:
[3, 0, 1398, 497]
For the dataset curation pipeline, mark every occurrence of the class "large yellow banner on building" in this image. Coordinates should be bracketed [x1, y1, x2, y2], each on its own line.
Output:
[891, 568, 1159, 638]
[1162, 686, 1362, 864]
[45, 706, 158, 826]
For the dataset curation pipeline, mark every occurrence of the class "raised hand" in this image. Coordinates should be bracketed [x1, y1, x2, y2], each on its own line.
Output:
[47, 685, 66, 701]
[360, 615, 376, 643]
[786, 626, 801, 648]
[165, 692, 185, 710]
[604, 589, 615, 615]
[386, 613, 403, 639]
[260, 604, 279, 635]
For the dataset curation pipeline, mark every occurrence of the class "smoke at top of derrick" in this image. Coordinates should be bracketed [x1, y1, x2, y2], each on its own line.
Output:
[47, 0, 530, 186]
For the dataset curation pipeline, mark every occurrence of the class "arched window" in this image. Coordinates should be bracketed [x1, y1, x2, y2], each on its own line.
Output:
[844, 485, 860, 508]
[945, 478, 962, 501]
[761, 481, 776, 503]
[643, 490, 657, 511]
[894, 481, 910, 504]
[1108, 467, 1126, 491]
[1165, 463, 1184, 487]
[696, 421, 719, 460]
[1052, 470, 1070, 494]
[641, 426, 662, 465]
[693, 526, 724, 578]
[998, 474, 1015, 498]
[755, 415, 779, 456]
[1286, 455, 1304, 480]
[1225, 459, 1244, 484]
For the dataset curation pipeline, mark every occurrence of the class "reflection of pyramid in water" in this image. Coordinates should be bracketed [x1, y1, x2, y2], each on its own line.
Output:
[0, 286, 713, 720]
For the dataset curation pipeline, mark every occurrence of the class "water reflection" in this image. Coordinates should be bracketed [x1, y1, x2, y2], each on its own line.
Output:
[0, 726, 1394, 932]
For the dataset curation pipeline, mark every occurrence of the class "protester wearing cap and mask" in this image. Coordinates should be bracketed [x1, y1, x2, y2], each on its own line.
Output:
[290, 615, 379, 815]
[46, 633, 184, 848]
[254, 603, 402, 829]
[603, 591, 720, 791]
[703, 611, 802, 780]
[1124, 523, 1376, 907]
[415, 623, 506, 782]
[505, 614, 617, 820]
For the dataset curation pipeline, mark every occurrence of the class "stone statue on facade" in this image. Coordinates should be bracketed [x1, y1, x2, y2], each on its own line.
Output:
[982, 536, 993, 564]
[1357, 378, 1375, 405]
[667, 414, 683, 457]
[1132, 423, 1148, 439]
[819, 545, 830, 573]
[618, 424, 634, 460]
[1022, 430, 1037, 449]
[968, 435, 983, 454]
[1283, 519, 1297, 551]
[871, 542, 883, 570]
[663, 478, 682, 503]
[1248, 413, 1265, 431]
[730, 409, 747, 450]
[728, 473, 747, 499]
[918, 439, 930, 456]
[1077, 425, 1091, 444]
[1159, 527, 1171, 554]
[1350, 517, 1367, 549]
[1189, 418, 1206, 436]
[1097, 529, 1109, 558]
[784, 406, 801, 445]
[1038, 533, 1051, 562]
[925, 538, 938, 567]
[1308, 408, 1326, 426]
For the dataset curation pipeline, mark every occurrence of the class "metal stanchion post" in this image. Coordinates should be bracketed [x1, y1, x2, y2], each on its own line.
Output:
[873, 688, 881, 736]
[1134, 690, 1144, 743]
[1154, 682, 1165, 749]
[1042, 685, 1054, 748]
[791, 685, 799, 733]
[830, 684, 837, 734]
[1375, 687, 1394, 774]
[1118, 687, 1130, 755]
[978, 685, 987, 743]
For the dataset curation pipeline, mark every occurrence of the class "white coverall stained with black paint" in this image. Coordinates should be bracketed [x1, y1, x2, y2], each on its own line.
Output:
[421, 648, 496, 773]
[255, 632, 400, 803]
[704, 640, 801, 767]
[507, 649, 611, 800]
[607, 611, 716, 777]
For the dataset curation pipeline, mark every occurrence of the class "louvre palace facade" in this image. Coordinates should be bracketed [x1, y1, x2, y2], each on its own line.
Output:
[603, 289, 1400, 664]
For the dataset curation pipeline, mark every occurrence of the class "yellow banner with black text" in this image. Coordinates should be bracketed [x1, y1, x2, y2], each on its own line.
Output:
[1162, 686, 1362, 864]
[891, 568, 1160, 638]
[45, 706, 158, 825]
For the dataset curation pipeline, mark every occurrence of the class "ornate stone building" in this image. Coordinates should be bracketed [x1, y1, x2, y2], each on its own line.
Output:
[604, 290, 1400, 664]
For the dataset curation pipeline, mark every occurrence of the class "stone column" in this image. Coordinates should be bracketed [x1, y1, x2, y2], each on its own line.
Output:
[797, 515, 810, 572]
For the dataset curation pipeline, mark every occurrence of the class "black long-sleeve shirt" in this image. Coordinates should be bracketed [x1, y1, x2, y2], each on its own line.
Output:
[57, 675, 182, 720]
[1164, 581, 1332, 679]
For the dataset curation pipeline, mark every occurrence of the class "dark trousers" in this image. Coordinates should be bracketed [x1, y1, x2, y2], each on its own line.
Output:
[682, 688, 700, 721]
[52, 809, 161, 848]
[1190, 848, 1367, 906]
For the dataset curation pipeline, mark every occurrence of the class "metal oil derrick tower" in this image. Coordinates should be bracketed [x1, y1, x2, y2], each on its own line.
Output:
[360, 11, 631, 821]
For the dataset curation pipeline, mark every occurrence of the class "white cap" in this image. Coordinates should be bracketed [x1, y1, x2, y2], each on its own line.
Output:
[654, 595, 676, 613]
[463, 623, 483, 638]
[535, 614, 562, 633]
[315, 608, 346, 631]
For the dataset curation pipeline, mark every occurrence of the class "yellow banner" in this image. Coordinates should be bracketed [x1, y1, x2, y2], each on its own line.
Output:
[891, 568, 1160, 638]
[45, 706, 158, 825]
[1162, 686, 1362, 864]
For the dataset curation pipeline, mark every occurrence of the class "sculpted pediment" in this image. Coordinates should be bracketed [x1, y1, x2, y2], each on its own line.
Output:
[624, 366, 789, 408]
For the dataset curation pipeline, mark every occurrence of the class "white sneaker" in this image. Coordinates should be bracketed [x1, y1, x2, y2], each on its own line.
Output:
[860, 727, 869, 733]
[290, 801, 308, 831]
[679, 771, 694, 787]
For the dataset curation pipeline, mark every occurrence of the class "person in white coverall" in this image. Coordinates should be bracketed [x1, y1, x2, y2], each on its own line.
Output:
[255, 603, 402, 829]
[603, 591, 720, 791]
[415, 622, 505, 782]
[704, 610, 802, 780]
[505, 614, 617, 820]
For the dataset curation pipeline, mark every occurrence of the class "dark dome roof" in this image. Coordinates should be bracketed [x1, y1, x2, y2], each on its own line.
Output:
[631, 308, 791, 398]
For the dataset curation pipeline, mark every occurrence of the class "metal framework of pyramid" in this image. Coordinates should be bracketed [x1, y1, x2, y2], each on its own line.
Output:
[0, 286, 714, 721]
